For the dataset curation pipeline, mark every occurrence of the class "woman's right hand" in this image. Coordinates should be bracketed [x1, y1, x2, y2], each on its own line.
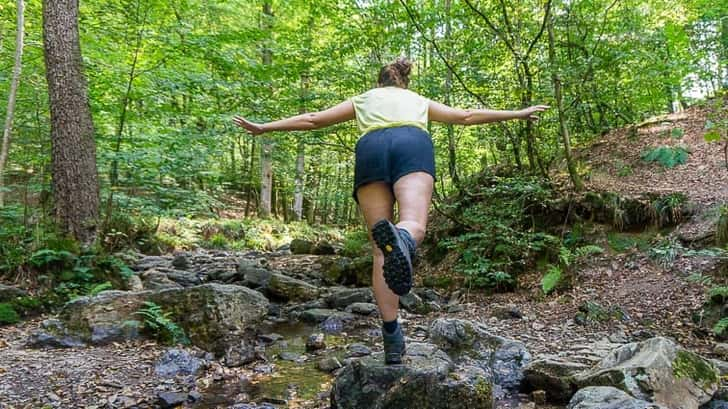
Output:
[233, 115, 266, 136]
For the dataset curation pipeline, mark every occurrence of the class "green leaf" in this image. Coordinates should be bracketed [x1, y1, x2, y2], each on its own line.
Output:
[541, 265, 563, 295]
[704, 130, 722, 143]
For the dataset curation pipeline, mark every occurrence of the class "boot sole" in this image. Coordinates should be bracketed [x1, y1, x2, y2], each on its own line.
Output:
[372, 220, 413, 296]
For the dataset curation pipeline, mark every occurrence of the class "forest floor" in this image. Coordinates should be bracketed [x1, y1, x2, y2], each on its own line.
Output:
[0, 104, 726, 409]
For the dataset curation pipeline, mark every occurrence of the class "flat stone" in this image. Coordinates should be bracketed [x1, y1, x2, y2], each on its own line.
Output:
[567, 386, 666, 409]
[345, 343, 372, 357]
[300, 309, 356, 324]
[155, 348, 205, 377]
[345, 302, 378, 315]
[157, 391, 188, 409]
[318, 357, 344, 372]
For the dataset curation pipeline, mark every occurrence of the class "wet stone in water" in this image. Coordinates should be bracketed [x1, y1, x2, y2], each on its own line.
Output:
[306, 333, 326, 352]
[321, 316, 344, 334]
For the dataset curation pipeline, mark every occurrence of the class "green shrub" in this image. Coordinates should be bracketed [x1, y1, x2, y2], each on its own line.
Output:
[0, 303, 20, 325]
[671, 127, 684, 138]
[541, 265, 563, 295]
[714, 318, 728, 338]
[641, 145, 689, 168]
[709, 286, 728, 304]
[341, 230, 370, 258]
[134, 301, 189, 345]
[650, 193, 688, 227]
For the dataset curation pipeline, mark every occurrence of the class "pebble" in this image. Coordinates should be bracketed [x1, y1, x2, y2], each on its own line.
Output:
[306, 333, 326, 352]
[346, 343, 372, 357]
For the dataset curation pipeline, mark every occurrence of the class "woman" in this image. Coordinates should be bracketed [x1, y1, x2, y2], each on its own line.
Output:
[233, 58, 548, 365]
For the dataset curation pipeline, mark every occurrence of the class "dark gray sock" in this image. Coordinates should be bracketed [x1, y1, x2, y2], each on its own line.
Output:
[382, 319, 399, 333]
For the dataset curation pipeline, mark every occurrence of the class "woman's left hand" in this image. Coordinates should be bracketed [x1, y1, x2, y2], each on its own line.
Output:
[233, 115, 266, 135]
[518, 105, 550, 121]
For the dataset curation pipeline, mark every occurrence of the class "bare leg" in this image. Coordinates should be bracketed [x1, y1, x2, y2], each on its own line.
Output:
[393, 172, 434, 245]
[356, 182, 398, 322]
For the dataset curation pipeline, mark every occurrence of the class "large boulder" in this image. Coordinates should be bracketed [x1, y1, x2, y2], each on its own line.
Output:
[266, 273, 321, 302]
[522, 356, 590, 403]
[326, 287, 373, 310]
[331, 343, 493, 409]
[0, 284, 28, 302]
[567, 386, 666, 409]
[49, 284, 268, 353]
[429, 318, 531, 393]
[575, 337, 719, 409]
[321, 256, 372, 287]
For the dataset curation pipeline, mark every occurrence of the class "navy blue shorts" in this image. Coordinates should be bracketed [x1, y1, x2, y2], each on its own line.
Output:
[353, 125, 436, 202]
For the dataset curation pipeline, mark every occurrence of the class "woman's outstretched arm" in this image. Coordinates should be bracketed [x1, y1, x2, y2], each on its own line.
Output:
[428, 100, 549, 125]
[233, 101, 355, 135]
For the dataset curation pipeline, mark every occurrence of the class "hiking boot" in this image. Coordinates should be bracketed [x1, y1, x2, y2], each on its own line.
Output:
[382, 325, 406, 365]
[372, 220, 414, 296]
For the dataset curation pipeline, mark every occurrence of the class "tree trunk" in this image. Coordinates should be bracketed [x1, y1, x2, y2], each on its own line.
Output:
[293, 74, 308, 221]
[258, 1, 274, 218]
[43, 0, 100, 244]
[547, 14, 583, 191]
[0, 0, 25, 208]
[444, 0, 460, 187]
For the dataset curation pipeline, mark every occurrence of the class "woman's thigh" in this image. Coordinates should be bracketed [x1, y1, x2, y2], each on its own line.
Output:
[393, 172, 433, 228]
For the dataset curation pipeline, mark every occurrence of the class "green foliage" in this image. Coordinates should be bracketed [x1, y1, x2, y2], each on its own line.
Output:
[714, 318, 728, 338]
[88, 282, 114, 296]
[575, 301, 627, 324]
[541, 265, 563, 295]
[650, 193, 688, 226]
[617, 164, 633, 177]
[134, 301, 189, 345]
[438, 175, 558, 292]
[640, 146, 689, 168]
[340, 229, 370, 258]
[0, 303, 20, 325]
[709, 286, 728, 303]
[670, 128, 685, 139]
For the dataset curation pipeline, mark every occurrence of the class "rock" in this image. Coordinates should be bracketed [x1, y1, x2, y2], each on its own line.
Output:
[318, 357, 344, 372]
[702, 401, 728, 409]
[140, 270, 183, 290]
[171, 253, 190, 270]
[279, 352, 302, 362]
[134, 256, 170, 271]
[26, 319, 86, 348]
[157, 391, 188, 409]
[327, 288, 373, 310]
[301, 308, 356, 324]
[321, 256, 372, 287]
[321, 316, 346, 334]
[346, 302, 378, 316]
[313, 241, 336, 255]
[290, 239, 315, 254]
[0, 284, 28, 301]
[224, 339, 259, 367]
[492, 304, 523, 320]
[166, 270, 201, 287]
[567, 386, 666, 409]
[346, 343, 372, 357]
[575, 337, 718, 409]
[429, 318, 530, 393]
[522, 356, 589, 403]
[155, 348, 205, 377]
[57, 284, 269, 353]
[306, 333, 326, 352]
[259, 333, 283, 345]
[240, 266, 273, 288]
[267, 273, 321, 302]
[331, 343, 493, 409]
[532, 390, 547, 404]
[715, 343, 728, 359]
[125, 274, 144, 291]
[399, 293, 427, 314]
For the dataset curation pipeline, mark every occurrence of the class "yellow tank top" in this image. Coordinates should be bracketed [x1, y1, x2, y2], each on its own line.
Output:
[350, 87, 429, 135]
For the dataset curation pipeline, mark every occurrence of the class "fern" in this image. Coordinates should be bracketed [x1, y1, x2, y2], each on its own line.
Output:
[541, 265, 563, 295]
[714, 318, 728, 337]
[641, 146, 689, 168]
[88, 281, 113, 296]
[709, 286, 728, 303]
[134, 301, 189, 345]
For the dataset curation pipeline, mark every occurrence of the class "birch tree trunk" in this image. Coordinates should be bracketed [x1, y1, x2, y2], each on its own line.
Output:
[259, 0, 274, 218]
[43, 0, 101, 244]
[0, 0, 25, 208]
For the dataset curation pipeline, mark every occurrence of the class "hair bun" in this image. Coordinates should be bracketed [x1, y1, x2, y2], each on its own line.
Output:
[393, 57, 412, 76]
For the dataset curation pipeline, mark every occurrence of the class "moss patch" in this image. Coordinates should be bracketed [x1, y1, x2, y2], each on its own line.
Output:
[672, 350, 719, 389]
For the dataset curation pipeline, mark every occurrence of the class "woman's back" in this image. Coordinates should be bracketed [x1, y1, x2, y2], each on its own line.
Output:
[350, 86, 429, 134]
